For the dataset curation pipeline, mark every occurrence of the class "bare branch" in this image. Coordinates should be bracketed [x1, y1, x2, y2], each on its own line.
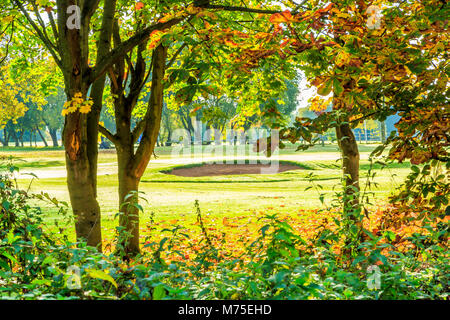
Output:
[30, 0, 58, 52]
[12, 0, 62, 67]
[91, 16, 186, 83]
[0, 22, 14, 66]
[47, 9, 59, 43]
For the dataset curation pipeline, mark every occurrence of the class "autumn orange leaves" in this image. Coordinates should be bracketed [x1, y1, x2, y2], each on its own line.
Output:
[268, 3, 334, 25]
[135, 1, 144, 11]
[269, 10, 298, 25]
[99, 203, 435, 266]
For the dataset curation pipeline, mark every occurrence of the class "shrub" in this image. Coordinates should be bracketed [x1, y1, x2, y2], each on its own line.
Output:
[0, 163, 448, 300]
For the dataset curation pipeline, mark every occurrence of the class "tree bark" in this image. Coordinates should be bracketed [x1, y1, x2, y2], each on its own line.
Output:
[335, 122, 360, 215]
[49, 128, 59, 147]
[117, 146, 140, 255]
[64, 110, 103, 249]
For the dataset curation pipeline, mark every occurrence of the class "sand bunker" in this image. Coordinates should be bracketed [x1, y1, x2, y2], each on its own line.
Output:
[164, 163, 302, 177]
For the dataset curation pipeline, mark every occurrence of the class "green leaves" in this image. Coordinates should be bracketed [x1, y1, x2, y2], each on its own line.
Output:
[333, 78, 344, 96]
[317, 79, 333, 96]
[1, 252, 18, 264]
[316, 77, 343, 97]
[85, 269, 118, 289]
[152, 284, 166, 300]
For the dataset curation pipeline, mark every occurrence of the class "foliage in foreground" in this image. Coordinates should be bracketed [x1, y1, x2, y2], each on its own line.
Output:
[0, 166, 448, 300]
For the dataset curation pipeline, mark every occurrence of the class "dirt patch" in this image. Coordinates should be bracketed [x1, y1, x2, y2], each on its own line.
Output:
[165, 163, 303, 177]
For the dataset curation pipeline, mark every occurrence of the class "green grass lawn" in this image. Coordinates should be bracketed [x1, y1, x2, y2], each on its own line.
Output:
[0, 143, 411, 241]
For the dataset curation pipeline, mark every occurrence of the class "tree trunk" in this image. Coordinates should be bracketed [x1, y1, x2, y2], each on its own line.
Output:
[12, 130, 20, 147]
[17, 129, 24, 147]
[364, 120, 368, 143]
[113, 44, 168, 256]
[61, 76, 107, 251]
[335, 122, 363, 249]
[179, 112, 195, 144]
[331, 23, 363, 247]
[116, 147, 140, 255]
[205, 125, 211, 144]
[66, 162, 102, 249]
[166, 127, 172, 144]
[336, 123, 360, 208]
[113, 107, 141, 255]
[64, 111, 103, 250]
[0, 129, 8, 147]
[379, 121, 386, 143]
[194, 114, 202, 144]
[36, 127, 48, 147]
[214, 128, 221, 145]
[8, 129, 18, 147]
[49, 128, 59, 147]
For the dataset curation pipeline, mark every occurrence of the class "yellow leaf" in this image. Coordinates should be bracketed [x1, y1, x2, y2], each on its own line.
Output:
[85, 269, 117, 288]
[269, 10, 294, 24]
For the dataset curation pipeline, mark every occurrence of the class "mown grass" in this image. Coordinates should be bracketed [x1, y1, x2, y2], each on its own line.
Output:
[0, 149, 118, 170]
[1, 143, 410, 243]
[0, 142, 385, 167]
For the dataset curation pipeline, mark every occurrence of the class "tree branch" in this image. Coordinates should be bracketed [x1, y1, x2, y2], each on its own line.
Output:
[30, 0, 58, 51]
[12, 0, 62, 67]
[46, 9, 59, 43]
[0, 22, 14, 66]
[203, 4, 282, 14]
[166, 42, 187, 69]
[99, 124, 118, 144]
[82, 0, 101, 22]
[91, 16, 186, 83]
[131, 119, 146, 145]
